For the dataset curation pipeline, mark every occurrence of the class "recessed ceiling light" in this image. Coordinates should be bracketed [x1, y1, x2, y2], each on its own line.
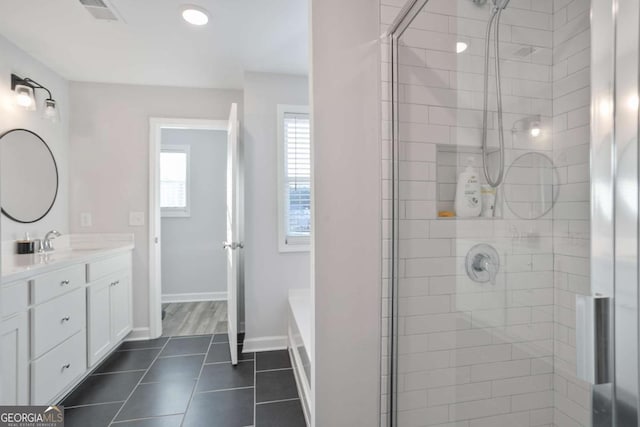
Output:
[181, 5, 209, 26]
[456, 42, 468, 54]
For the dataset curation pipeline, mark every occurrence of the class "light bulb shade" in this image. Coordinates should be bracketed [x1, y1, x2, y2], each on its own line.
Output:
[42, 98, 60, 123]
[530, 125, 541, 137]
[14, 84, 36, 111]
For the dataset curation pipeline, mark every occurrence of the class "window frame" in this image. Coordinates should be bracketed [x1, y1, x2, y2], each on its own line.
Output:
[277, 104, 311, 253]
[160, 144, 191, 218]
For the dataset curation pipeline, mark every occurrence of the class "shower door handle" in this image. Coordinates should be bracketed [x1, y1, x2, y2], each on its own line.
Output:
[223, 241, 244, 250]
[576, 295, 612, 385]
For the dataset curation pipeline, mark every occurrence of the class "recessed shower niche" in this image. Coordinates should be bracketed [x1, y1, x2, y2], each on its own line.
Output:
[436, 145, 499, 219]
[436, 145, 558, 220]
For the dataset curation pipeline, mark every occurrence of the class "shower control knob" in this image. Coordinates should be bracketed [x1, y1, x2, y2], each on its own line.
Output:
[465, 244, 500, 284]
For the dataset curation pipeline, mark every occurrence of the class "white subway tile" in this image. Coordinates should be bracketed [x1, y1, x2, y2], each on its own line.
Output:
[470, 359, 531, 382]
[448, 396, 511, 421]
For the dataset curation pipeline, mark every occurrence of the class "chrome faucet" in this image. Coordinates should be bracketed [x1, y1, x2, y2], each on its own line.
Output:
[43, 230, 62, 252]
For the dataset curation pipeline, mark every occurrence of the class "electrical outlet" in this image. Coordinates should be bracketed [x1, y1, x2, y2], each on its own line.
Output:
[129, 211, 145, 227]
[80, 212, 92, 227]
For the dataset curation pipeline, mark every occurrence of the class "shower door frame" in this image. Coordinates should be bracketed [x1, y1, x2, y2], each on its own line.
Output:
[590, 0, 640, 425]
[386, 1, 432, 426]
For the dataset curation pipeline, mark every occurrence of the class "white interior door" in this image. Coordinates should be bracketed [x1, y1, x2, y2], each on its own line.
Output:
[225, 103, 241, 365]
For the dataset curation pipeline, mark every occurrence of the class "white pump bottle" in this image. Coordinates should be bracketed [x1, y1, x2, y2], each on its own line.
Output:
[454, 157, 482, 217]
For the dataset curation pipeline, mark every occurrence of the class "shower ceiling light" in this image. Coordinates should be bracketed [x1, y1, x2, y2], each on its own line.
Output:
[530, 125, 541, 138]
[511, 115, 542, 138]
[181, 5, 209, 26]
[456, 42, 468, 53]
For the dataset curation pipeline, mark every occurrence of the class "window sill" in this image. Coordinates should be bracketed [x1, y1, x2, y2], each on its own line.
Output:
[279, 242, 311, 253]
[161, 210, 191, 218]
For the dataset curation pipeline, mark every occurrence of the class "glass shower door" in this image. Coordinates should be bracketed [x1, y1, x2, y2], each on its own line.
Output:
[386, 0, 594, 425]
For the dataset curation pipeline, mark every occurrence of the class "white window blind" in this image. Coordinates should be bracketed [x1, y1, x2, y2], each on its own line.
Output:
[277, 105, 311, 252]
[160, 147, 190, 217]
[284, 112, 311, 238]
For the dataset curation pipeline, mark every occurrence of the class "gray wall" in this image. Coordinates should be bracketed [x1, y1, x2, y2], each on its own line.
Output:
[0, 35, 69, 241]
[160, 128, 227, 298]
[311, 0, 382, 424]
[69, 82, 243, 332]
[243, 72, 310, 349]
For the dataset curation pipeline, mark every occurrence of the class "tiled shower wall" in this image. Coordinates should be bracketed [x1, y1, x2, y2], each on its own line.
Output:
[381, 0, 592, 426]
[551, 0, 591, 425]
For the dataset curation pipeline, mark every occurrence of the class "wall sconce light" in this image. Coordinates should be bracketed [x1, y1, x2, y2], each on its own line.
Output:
[511, 114, 542, 138]
[11, 74, 60, 122]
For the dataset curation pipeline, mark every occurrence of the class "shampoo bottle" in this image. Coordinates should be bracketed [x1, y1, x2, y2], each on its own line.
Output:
[454, 158, 482, 217]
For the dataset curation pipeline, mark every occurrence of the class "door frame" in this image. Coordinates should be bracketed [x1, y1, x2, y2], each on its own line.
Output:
[148, 117, 229, 339]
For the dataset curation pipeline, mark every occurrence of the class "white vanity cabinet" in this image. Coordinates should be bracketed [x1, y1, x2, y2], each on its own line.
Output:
[29, 266, 88, 404]
[87, 253, 132, 367]
[0, 241, 134, 406]
[0, 278, 29, 405]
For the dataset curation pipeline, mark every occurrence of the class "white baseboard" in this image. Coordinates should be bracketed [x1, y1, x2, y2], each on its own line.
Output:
[243, 336, 288, 353]
[125, 327, 152, 341]
[161, 292, 227, 303]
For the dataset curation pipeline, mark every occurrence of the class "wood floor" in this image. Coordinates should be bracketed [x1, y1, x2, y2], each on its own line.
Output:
[161, 301, 228, 337]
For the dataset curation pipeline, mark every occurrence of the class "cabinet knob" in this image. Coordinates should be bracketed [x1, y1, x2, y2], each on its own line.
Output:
[61, 316, 70, 323]
[62, 363, 71, 370]
[60, 280, 70, 286]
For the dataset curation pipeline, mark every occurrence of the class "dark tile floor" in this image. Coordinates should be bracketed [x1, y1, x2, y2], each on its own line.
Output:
[60, 334, 306, 427]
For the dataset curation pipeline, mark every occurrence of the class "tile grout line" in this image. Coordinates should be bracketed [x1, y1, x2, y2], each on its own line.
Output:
[255, 367, 293, 373]
[110, 414, 182, 425]
[256, 397, 301, 406]
[158, 352, 208, 359]
[179, 333, 216, 427]
[195, 386, 255, 395]
[106, 338, 171, 426]
[204, 359, 254, 366]
[65, 400, 127, 410]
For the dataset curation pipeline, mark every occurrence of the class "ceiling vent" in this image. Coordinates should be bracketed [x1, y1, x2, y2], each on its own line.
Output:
[79, 0, 122, 21]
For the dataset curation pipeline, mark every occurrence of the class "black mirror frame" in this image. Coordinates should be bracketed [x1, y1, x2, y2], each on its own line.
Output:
[0, 128, 59, 224]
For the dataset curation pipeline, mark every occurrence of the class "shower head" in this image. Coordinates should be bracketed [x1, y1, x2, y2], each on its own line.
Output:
[493, 0, 510, 9]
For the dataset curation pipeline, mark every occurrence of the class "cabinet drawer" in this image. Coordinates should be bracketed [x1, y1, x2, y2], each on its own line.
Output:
[31, 264, 85, 305]
[87, 253, 131, 282]
[1, 281, 28, 318]
[32, 288, 86, 359]
[31, 331, 86, 405]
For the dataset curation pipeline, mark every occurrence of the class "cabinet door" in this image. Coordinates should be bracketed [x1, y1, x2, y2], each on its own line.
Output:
[0, 312, 28, 405]
[87, 277, 111, 367]
[110, 273, 132, 343]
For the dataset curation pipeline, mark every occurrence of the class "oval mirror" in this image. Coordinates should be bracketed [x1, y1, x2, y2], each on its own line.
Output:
[503, 152, 557, 220]
[0, 129, 58, 223]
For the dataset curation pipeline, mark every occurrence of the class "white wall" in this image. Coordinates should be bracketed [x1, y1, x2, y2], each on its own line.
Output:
[243, 72, 310, 349]
[69, 82, 242, 335]
[160, 128, 228, 299]
[0, 35, 69, 242]
[310, 0, 382, 425]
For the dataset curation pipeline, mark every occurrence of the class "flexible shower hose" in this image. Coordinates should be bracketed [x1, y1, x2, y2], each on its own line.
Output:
[481, 6, 506, 188]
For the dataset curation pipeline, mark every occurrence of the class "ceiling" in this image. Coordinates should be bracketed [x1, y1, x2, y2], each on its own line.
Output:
[0, 0, 308, 89]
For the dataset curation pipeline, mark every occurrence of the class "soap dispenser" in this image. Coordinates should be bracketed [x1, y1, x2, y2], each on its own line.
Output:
[454, 157, 482, 218]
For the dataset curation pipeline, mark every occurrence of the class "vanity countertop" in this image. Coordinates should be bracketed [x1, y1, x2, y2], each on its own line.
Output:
[2, 233, 135, 284]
